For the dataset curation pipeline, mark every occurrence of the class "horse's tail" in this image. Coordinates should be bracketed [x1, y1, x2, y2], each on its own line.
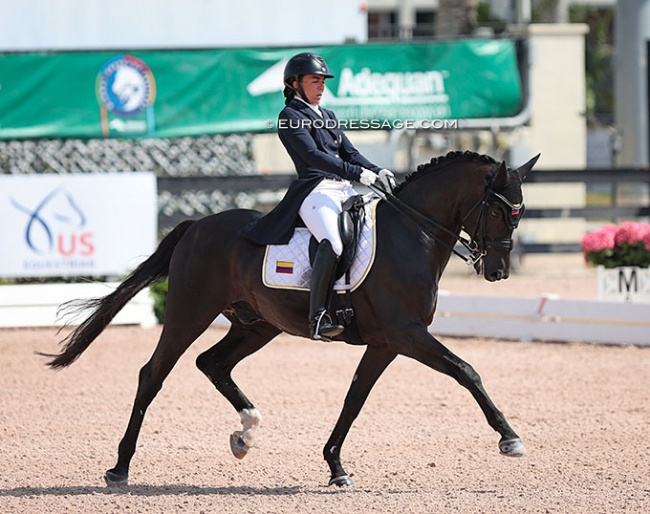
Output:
[43, 220, 196, 370]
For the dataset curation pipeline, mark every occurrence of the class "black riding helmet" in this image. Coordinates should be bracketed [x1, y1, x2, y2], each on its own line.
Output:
[283, 52, 334, 103]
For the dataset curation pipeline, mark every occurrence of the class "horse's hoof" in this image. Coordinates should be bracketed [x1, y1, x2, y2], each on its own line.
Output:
[230, 433, 250, 460]
[499, 437, 525, 457]
[104, 469, 128, 487]
[328, 474, 354, 487]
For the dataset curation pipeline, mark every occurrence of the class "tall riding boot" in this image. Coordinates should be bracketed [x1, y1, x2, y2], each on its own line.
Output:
[309, 239, 344, 340]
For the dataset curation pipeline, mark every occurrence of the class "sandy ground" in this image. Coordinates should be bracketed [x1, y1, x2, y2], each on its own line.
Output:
[1, 255, 649, 513]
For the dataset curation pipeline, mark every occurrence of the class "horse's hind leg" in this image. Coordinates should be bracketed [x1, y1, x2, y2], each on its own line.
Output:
[195, 320, 280, 459]
[399, 326, 524, 457]
[104, 292, 223, 486]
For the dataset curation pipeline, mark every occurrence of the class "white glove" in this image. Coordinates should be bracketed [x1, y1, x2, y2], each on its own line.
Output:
[359, 168, 378, 186]
[379, 169, 396, 190]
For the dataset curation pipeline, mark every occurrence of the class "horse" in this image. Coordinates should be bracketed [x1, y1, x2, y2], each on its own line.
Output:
[43, 150, 539, 488]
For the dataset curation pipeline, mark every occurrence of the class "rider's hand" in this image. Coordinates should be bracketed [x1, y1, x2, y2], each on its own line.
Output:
[359, 169, 378, 186]
[379, 169, 396, 191]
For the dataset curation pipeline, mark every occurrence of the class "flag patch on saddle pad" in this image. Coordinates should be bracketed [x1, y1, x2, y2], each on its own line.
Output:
[275, 261, 294, 274]
[262, 199, 378, 292]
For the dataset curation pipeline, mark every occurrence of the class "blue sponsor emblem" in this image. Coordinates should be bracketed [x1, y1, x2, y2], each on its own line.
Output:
[96, 55, 156, 136]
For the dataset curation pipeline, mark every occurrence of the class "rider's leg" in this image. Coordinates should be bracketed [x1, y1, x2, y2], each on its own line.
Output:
[308, 239, 344, 339]
[299, 184, 346, 340]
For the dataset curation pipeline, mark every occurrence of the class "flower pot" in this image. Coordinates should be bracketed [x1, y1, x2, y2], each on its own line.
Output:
[597, 266, 650, 303]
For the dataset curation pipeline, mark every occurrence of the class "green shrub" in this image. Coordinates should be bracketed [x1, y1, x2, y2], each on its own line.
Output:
[149, 278, 168, 323]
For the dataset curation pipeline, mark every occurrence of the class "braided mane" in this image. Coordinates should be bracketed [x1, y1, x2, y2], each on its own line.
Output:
[393, 150, 498, 194]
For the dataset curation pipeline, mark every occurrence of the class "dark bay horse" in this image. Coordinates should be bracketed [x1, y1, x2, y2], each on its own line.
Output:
[44, 150, 539, 487]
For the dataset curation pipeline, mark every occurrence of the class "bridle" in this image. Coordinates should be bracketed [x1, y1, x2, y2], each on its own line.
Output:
[368, 173, 524, 267]
[460, 185, 525, 262]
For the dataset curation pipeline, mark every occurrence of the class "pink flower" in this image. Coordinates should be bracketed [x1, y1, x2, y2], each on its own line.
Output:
[581, 222, 650, 267]
[581, 224, 617, 253]
[614, 221, 649, 246]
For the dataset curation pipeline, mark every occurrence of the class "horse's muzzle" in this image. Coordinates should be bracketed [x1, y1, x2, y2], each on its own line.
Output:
[485, 268, 509, 282]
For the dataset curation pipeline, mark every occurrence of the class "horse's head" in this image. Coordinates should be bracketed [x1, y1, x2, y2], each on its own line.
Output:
[390, 150, 539, 282]
[461, 154, 539, 281]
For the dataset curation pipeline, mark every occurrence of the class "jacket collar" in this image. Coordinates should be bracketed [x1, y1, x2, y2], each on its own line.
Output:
[289, 98, 324, 121]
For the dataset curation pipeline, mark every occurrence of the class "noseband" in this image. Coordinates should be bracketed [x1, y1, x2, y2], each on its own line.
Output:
[461, 186, 525, 263]
[368, 176, 523, 267]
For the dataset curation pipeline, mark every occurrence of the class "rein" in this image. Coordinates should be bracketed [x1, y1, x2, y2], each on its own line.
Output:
[368, 178, 517, 267]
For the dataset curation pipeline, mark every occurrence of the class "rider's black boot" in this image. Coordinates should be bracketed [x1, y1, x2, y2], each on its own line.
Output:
[309, 239, 344, 340]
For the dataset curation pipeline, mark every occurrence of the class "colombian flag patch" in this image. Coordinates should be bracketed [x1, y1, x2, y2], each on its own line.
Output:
[276, 261, 294, 274]
[511, 203, 522, 216]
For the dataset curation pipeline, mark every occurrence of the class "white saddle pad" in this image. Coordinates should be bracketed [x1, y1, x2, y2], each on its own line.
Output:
[262, 199, 378, 292]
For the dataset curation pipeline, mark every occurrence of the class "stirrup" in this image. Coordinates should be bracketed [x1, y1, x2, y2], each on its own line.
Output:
[310, 311, 344, 341]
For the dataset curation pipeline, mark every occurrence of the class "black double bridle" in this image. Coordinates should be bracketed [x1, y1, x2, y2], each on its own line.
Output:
[368, 177, 524, 267]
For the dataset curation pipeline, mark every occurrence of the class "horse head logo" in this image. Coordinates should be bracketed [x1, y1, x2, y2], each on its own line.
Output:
[11, 187, 86, 255]
[110, 66, 147, 114]
[97, 55, 155, 118]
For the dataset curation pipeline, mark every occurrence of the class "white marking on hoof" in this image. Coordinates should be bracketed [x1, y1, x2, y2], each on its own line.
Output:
[230, 408, 262, 460]
[499, 438, 525, 457]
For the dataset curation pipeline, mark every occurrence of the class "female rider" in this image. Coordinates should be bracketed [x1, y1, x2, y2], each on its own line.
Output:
[243, 52, 395, 340]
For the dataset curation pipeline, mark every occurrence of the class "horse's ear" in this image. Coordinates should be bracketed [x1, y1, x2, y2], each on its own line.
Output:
[515, 153, 540, 181]
[492, 160, 508, 189]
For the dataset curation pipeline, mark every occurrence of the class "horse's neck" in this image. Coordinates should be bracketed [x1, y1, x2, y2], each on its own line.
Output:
[397, 166, 469, 231]
[388, 160, 489, 282]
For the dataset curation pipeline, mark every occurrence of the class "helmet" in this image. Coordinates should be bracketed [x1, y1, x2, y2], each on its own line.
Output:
[283, 52, 334, 87]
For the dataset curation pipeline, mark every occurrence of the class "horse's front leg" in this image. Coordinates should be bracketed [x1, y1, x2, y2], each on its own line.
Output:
[323, 346, 397, 486]
[399, 324, 524, 456]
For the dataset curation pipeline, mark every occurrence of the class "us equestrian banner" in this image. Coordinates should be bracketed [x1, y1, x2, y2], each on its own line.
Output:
[0, 173, 157, 278]
[0, 40, 523, 139]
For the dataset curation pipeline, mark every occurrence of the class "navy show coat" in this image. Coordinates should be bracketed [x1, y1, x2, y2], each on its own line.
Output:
[242, 98, 381, 245]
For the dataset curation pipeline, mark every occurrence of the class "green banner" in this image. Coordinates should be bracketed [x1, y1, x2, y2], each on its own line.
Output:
[0, 41, 522, 140]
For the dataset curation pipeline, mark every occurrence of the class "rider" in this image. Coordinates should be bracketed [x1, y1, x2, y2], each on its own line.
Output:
[242, 52, 395, 340]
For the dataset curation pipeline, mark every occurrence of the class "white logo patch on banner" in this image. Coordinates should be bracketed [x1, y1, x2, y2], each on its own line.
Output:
[0, 173, 157, 278]
[263, 200, 378, 291]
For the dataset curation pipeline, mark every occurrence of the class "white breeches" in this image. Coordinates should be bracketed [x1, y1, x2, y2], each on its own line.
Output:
[298, 179, 357, 257]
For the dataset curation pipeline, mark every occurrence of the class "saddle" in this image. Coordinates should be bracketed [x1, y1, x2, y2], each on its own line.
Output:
[308, 194, 367, 281]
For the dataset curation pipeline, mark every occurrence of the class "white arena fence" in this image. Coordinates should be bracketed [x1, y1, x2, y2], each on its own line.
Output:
[0, 283, 158, 329]
[210, 291, 650, 347]
[432, 292, 649, 346]
[1, 284, 647, 347]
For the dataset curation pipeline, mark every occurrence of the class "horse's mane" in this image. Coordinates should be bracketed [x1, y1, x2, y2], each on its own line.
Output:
[393, 150, 498, 194]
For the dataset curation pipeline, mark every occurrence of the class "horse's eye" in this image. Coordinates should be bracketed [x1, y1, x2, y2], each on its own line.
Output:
[490, 209, 501, 219]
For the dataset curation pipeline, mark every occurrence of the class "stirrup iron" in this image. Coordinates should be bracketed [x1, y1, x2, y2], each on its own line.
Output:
[311, 310, 344, 340]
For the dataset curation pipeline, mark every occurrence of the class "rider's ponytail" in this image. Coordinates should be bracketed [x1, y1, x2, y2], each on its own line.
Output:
[283, 86, 295, 105]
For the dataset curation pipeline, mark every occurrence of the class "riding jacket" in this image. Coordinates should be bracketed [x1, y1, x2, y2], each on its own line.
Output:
[241, 98, 381, 245]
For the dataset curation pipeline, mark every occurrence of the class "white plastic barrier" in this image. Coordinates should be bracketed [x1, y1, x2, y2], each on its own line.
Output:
[433, 292, 650, 346]
[0, 283, 158, 328]
[2, 284, 648, 346]
[212, 292, 650, 346]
